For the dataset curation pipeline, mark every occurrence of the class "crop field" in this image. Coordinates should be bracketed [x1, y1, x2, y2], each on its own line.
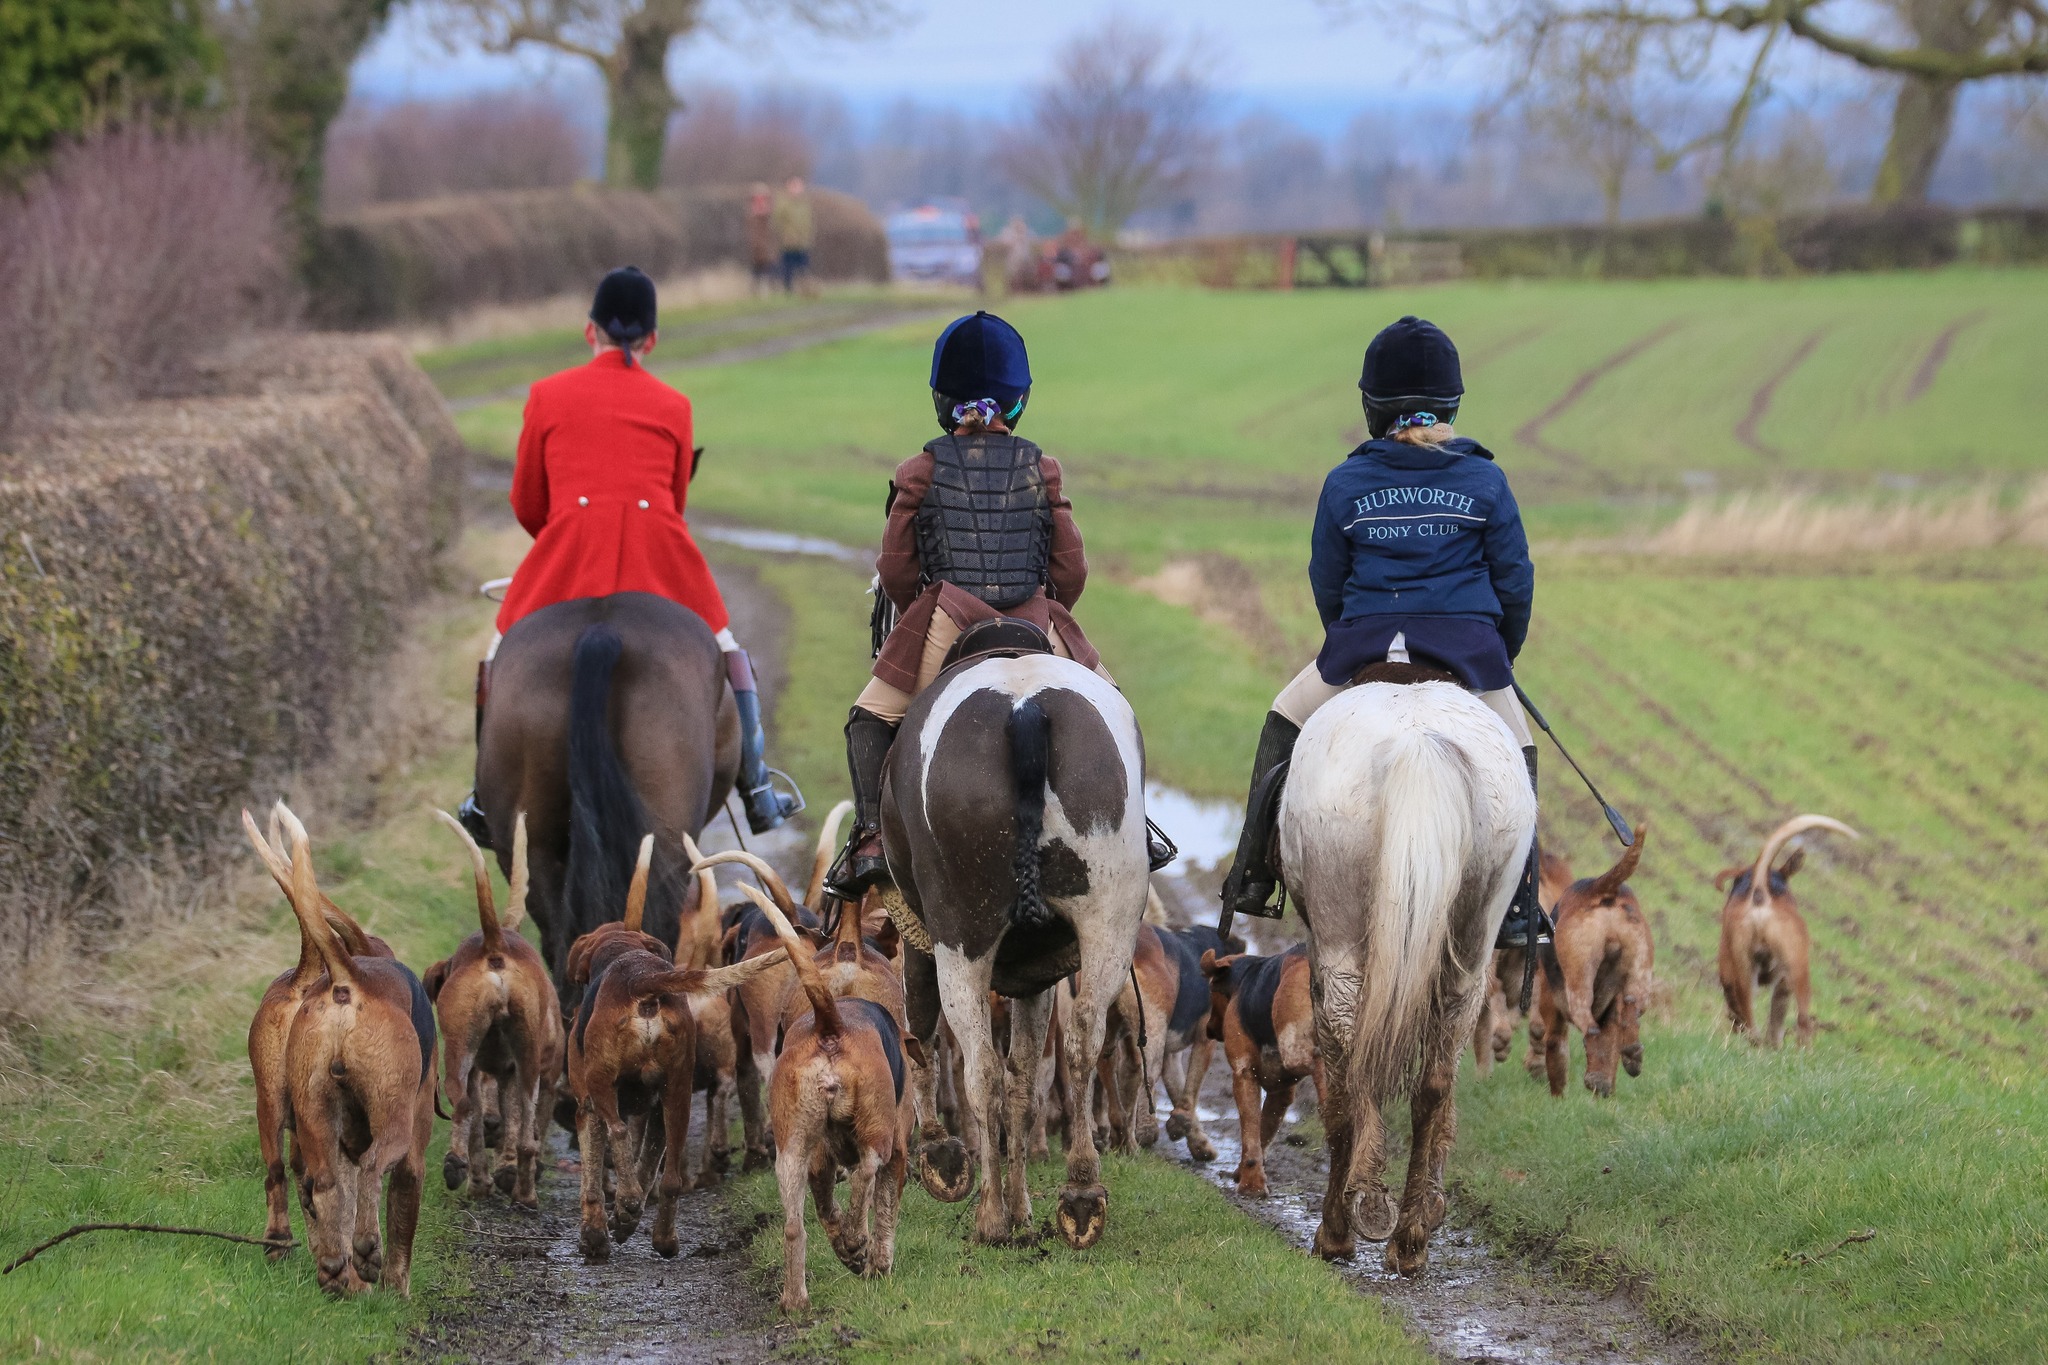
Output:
[10, 273, 2042, 1363]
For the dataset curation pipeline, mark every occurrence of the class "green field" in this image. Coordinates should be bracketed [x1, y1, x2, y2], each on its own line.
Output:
[10, 272, 2045, 1362]
[634, 274, 2048, 1360]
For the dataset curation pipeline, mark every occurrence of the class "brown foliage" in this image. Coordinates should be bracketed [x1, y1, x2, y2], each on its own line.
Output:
[661, 89, 812, 191]
[311, 185, 886, 327]
[0, 127, 294, 435]
[0, 335, 464, 951]
[322, 95, 593, 215]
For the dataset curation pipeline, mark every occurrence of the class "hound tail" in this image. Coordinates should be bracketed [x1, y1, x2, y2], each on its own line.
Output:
[434, 808, 505, 955]
[805, 799, 856, 910]
[733, 881, 840, 1040]
[1007, 697, 1053, 930]
[1346, 729, 1476, 1107]
[244, 804, 376, 958]
[503, 813, 530, 932]
[274, 805, 356, 989]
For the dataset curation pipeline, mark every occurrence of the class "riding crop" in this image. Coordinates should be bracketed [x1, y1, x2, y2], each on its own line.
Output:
[1512, 682, 1634, 848]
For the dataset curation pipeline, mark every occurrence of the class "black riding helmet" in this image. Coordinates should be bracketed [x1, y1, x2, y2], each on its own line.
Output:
[930, 310, 1031, 432]
[1359, 315, 1462, 439]
[591, 266, 657, 368]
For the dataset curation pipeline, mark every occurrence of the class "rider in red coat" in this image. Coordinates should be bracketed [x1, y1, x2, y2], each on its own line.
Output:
[457, 268, 799, 845]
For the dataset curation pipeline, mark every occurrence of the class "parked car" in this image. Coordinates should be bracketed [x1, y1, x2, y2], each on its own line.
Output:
[886, 203, 983, 288]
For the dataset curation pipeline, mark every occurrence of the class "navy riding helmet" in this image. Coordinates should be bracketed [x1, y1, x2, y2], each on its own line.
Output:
[931, 310, 1032, 431]
[591, 266, 658, 368]
[1359, 315, 1462, 438]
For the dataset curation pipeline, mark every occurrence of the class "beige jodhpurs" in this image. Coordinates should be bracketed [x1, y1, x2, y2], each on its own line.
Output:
[854, 610, 1113, 725]
[1271, 631, 1533, 747]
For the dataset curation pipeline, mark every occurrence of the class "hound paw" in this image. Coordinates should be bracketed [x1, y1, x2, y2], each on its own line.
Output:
[1164, 1112, 1191, 1142]
[742, 1146, 773, 1174]
[1386, 1229, 1430, 1279]
[1620, 1046, 1643, 1077]
[1235, 1165, 1269, 1197]
[1186, 1132, 1217, 1163]
[1055, 1184, 1108, 1250]
[494, 1163, 518, 1195]
[442, 1152, 468, 1191]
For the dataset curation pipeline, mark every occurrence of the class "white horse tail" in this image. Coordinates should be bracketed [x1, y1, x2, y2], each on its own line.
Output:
[1347, 728, 1476, 1109]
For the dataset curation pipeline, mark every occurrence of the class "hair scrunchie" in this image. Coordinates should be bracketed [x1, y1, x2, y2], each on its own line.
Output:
[951, 398, 1002, 428]
[1391, 411, 1438, 433]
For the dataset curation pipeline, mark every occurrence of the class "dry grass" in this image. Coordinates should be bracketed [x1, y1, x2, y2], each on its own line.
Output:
[1630, 480, 2048, 558]
[389, 266, 755, 352]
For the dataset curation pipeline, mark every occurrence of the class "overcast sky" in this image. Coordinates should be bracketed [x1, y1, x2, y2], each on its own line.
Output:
[352, 0, 1439, 132]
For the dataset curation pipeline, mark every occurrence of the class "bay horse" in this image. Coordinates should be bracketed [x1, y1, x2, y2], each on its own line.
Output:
[881, 651, 1148, 1249]
[476, 592, 739, 998]
[1280, 672, 1535, 1277]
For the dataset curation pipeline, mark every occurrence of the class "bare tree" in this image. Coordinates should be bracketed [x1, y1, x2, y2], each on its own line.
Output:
[999, 17, 1216, 239]
[435, 0, 884, 189]
[1344, 0, 2048, 204]
[1512, 29, 1653, 222]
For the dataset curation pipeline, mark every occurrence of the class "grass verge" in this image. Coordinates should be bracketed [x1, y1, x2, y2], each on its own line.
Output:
[727, 1154, 1427, 1364]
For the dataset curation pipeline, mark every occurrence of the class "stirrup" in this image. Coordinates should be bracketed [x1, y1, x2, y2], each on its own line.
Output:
[823, 828, 887, 902]
[741, 768, 805, 835]
[1145, 818, 1178, 873]
[456, 793, 494, 851]
[1495, 902, 1553, 951]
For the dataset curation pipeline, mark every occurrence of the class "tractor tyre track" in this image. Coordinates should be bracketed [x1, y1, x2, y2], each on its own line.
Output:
[1514, 322, 1684, 473]
[1903, 311, 1988, 405]
[1734, 329, 1828, 459]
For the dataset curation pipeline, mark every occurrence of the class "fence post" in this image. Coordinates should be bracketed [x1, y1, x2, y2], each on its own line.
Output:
[1276, 237, 1297, 291]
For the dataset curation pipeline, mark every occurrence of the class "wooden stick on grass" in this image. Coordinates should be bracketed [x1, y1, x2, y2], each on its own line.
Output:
[4, 1223, 295, 1274]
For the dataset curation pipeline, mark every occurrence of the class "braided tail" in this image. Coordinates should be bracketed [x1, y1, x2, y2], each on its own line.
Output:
[1008, 697, 1053, 929]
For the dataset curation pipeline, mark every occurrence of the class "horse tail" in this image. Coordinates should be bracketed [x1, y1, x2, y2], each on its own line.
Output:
[566, 623, 653, 953]
[1346, 727, 1476, 1108]
[1007, 696, 1053, 929]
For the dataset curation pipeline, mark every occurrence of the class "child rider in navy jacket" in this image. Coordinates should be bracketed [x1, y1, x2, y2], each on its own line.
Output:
[1219, 316, 1545, 948]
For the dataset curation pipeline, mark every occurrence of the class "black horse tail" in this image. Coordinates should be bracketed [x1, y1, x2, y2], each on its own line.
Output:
[565, 624, 652, 959]
[1007, 697, 1053, 929]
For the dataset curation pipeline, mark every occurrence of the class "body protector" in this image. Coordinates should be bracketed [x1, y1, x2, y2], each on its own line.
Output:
[914, 430, 1053, 610]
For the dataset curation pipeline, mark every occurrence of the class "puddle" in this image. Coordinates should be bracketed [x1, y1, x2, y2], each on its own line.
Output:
[1187, 1082, 1701, 1365]
[1145, 782, 1241, 877]
[696, 524, 871, 565]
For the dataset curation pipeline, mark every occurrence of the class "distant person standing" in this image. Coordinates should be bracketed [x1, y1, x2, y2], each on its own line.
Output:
[771, 175, 816, 295]
[746, 182, 776, 295]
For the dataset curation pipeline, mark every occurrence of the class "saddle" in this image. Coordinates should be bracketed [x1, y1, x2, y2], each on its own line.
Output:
[939, 616, 1053, 673]
[1350, 659, 1459, 687]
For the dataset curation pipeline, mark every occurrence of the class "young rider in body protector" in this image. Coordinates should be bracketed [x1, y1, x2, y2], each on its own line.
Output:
[456, 267, 799, 847]
[826, 311, 1114, 898]
[1217, 315, 1547, 949]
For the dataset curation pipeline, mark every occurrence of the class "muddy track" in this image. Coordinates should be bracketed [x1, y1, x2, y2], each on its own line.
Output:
[1733, 329, 1827, 459]
[1180, 1018, 1709, 1365]
[1513, 323, 1684, 474]
[1902, 311, 1987, 405]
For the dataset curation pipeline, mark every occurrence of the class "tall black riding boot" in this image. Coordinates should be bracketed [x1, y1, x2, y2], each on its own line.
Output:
[457, 661, 494, 849]
[1496, 746, 1549, 950]
[729, 650, 802, 834]
[1218, 712, 1301, 925]
[824, 706, 898, 900]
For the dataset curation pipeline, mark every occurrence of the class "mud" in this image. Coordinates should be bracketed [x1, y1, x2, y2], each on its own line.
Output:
[1160, 905, 1708, 1365]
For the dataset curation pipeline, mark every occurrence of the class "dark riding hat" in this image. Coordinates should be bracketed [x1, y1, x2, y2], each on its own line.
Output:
[591, 266, 657, 365]
[931, 310, 1032, 416]
[1360, 315, 1462, 436]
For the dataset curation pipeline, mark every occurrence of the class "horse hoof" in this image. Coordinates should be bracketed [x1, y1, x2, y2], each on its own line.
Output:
[1311, 1223, 1355, 1261]
[579, 1225, 610, 1263]
[442, 1153, 467, 1191]
[918, 1138, 974, 1203]
[1056, 1184, 1108, 1249]
[1353, 1188, 1399, 1242]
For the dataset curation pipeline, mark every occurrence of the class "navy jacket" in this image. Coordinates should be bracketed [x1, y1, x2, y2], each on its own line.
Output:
[1308, 437, 1534, 658]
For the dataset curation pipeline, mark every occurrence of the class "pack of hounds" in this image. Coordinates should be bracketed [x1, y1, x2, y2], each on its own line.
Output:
[243, 795, 1856, 1308]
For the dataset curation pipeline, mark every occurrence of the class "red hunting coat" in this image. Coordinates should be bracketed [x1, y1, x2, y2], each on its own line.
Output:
[495, 351, 728, 636]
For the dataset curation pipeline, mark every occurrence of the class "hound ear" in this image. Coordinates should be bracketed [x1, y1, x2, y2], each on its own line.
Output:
[1777, 846, 1806, 881]
[1201, 949, 1243, 980]
[903, 1035, 929, 1068]
[1713, 866, 1743, 893]
[422, 959, 450, 1002]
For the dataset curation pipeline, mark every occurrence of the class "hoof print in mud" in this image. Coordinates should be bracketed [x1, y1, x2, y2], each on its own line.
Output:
[1055, 1184, 1108, 1249]
[919, 1138, 974, 1203]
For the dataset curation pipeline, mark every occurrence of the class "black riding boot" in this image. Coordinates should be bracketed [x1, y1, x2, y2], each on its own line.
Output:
[824, 706, 898, 900]
[1495, 746, 1550, 950]
[1218, 712, 1301, 923]
[729, 650, 801, 834]
[457, 662, 494, 849]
